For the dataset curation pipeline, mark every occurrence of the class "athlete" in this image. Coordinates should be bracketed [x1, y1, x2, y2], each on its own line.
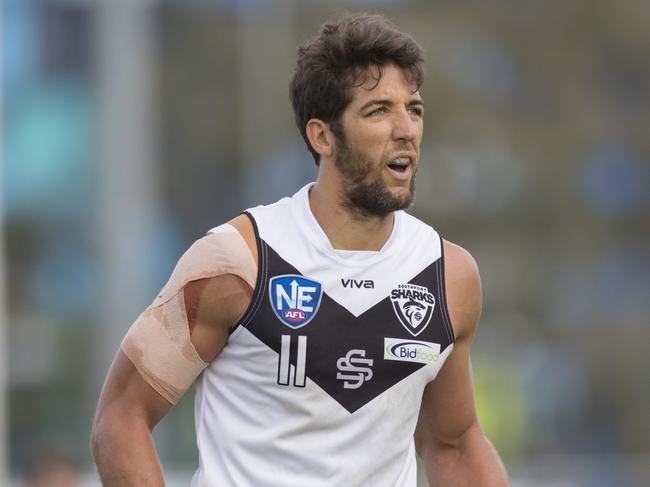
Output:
[91, 13, 509, 486]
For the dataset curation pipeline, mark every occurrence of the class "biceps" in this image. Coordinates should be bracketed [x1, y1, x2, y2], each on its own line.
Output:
[121, 273, 250, 406]
[95, 349, 173, 431]
[416, 337, 477, 448]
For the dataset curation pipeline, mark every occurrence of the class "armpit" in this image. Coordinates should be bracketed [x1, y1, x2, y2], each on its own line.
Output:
[121, 225, 258, 404]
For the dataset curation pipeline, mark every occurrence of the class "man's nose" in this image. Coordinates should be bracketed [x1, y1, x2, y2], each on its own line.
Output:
[392, 109, 419, 142]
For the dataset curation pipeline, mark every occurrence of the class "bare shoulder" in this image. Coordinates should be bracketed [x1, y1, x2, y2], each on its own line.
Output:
[442, 240, 482, 342]
[229, 213, 258, 263]
[443, 240, 481, 289]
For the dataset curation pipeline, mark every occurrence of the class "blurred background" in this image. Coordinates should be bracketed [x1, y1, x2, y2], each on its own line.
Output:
[2, 0, 649, 485]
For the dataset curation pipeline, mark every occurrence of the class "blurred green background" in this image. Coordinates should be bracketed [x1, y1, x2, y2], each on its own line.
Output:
[2, 0, 649, 485]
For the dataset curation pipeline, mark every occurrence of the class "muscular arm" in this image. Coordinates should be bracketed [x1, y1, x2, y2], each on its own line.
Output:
[415, 241, 509, 486]
[91, 217, 256, 486]
[91, 350, 172, 485]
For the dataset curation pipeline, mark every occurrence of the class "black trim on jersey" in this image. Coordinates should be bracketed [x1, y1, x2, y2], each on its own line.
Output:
[229, 211, 267, 334]
[437, 238, 455, 344]
[246, 243, 453, 413]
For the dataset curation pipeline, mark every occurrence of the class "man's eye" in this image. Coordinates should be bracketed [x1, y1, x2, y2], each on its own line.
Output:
[408, 107, 423, 117]
[368, 107, 386, 116]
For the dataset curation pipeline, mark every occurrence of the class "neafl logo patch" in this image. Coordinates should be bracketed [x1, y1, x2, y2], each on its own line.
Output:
[269, 275, 322, 329]
[390, 283, 435, 336]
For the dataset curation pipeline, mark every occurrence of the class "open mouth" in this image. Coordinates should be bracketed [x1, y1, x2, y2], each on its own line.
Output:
[388, 163, 408, 173]
[387, 157, 411, 175]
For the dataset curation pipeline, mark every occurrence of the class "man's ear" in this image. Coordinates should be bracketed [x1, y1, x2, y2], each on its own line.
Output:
[305, 119, 335, 159]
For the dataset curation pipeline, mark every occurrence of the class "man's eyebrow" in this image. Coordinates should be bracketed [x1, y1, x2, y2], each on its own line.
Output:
[358, 98, 424, 112]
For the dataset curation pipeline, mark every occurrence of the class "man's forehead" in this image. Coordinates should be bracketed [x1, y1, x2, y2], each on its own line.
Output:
[350, 65, 421, 104]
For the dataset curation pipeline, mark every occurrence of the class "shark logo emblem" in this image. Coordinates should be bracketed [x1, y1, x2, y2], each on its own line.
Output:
[390, 283, 435, 336]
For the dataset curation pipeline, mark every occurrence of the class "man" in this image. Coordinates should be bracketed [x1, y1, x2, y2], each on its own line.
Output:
[91, 12, 509, 486]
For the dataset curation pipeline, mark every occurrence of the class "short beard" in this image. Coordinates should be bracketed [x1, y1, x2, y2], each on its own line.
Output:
[334, 136, 416, 218]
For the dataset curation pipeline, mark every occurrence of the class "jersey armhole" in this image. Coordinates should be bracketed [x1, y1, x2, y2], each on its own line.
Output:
[229, 211, 267, 334]
[437, 237, 456, 344]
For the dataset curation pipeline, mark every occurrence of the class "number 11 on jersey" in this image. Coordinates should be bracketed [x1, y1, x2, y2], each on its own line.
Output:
[278, 335, 307, 387]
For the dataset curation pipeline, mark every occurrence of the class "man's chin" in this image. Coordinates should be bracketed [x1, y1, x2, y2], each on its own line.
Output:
[392, 192, 415, 211]
[387, 182, 416, 209]
[345, 184, 414, 217]
[389, 185, 412, 200]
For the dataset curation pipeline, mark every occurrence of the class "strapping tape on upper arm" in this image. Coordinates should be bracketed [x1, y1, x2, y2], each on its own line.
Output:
[121, 224, 258, 404]
[151, 224, 257, 308]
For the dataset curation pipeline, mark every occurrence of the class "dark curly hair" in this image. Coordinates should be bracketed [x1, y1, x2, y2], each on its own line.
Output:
[289, 12, 424, 165]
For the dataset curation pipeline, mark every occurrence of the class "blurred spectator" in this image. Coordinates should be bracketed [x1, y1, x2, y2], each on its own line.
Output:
[24, 451, 80, 487]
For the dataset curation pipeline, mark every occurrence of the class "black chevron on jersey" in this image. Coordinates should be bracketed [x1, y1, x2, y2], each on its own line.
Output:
[193, 185, 455, 486]
[242, 242, 453, 413]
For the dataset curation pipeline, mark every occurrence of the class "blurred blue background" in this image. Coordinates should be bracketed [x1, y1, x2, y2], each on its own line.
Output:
[2, 0, 649, 485]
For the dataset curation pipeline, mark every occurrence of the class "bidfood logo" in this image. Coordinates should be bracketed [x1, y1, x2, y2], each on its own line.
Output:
[384, 338, 441, 365]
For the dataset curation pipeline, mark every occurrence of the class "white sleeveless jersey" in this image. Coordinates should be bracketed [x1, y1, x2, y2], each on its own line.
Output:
[191, 183, 455, 487]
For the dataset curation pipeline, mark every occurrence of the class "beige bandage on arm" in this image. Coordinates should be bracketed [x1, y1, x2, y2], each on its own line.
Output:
[121, 223, 257, 404]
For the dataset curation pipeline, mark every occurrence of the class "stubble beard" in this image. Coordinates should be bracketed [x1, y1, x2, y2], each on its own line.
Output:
[334, 138, 416, 218]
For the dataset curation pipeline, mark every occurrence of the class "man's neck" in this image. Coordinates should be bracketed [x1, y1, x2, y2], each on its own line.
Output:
[308, 183, 395, 252]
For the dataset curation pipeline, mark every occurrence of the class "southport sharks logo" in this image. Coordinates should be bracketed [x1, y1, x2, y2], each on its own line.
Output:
[390, 283, 435, 336]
